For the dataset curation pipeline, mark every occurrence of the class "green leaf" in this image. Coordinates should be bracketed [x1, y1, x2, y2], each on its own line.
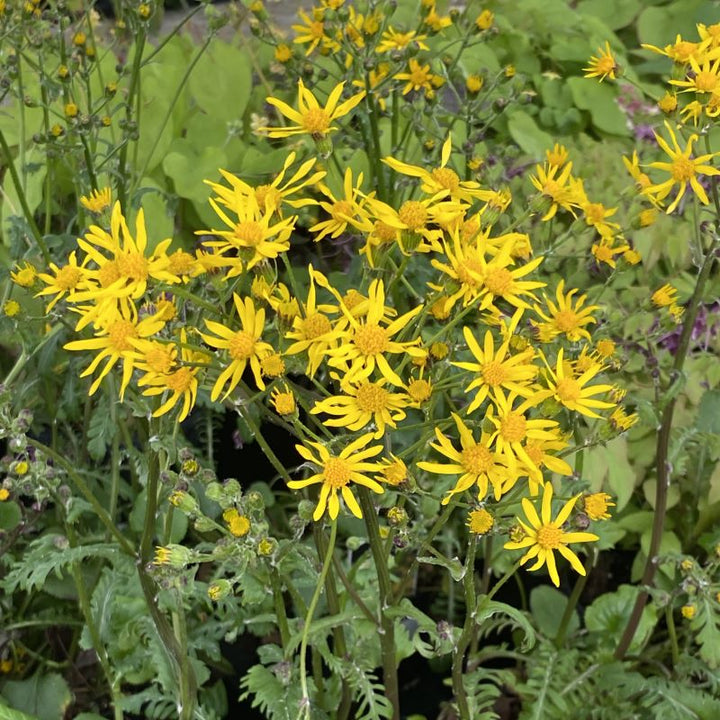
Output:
[507, 111, 555, 159]
[87, 394, 112, 461]
[697, 390, 720, 434]
[529, 586, 579, 639]
[188, 41, 252, 123]
[585, 584, 657, 652]
[416, 553, 465, 582]
[0, 673, 72, 720]
[0, 702, 39, 720]
[476, 596, 536, 651]
[0, 501, 21, 531]
[584, 436, 636, 511]
[567, 77, 630, 136]
[577, 0, 640, 30]
[1, 148, 46, 244]
[693, 596, 720, 668]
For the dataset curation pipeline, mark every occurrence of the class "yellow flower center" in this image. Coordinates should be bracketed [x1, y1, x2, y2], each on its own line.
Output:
[585, 203, 607, 225]
[593, 244, 614, 263]
[302, 107, 331, 135]
[261, 353, 285, 377]
[431, 167, 460, 191]
[323, 457, 352, 488]
[694, 71, 718, 93]
[255, 184, 282, 210]
[307, 19, 325, 39]
[273, 392, 296, 415]
[331, 200, 354, 223]
[166, 367, 193, 393]
[554, 309, 580, 332]
[483, 267, 513, 296]
[229, 330, 255, 360]
[144, 344, 175, 373]
[468, 508, 494, 534]
[98, 260, 121, 288]
[355, 382, 389, 412]
[671, 156, 695, 182]
[461, 219, 480, 241]
[374, 221, 397, 242]
[382, 460, 406, 485]
[456, 256, 484, 287]
[343, 289, 364, 310]
[168, 250, 195, 275]
[353, 323, 388, 355]
[555, 377, 581, 403]
[55, 265, 83, 291]
[670, 41, 696, 62]
[536, 524, 562, 549]
[234, 221, 264, 246]
[596, 56, 616, 75]
[461, 444, 493, 474]
[500, 412, 526, 443]
[119, 252, 148, 282]
[409, 64, 431, 86]
[585, 493, 611, 520]
[107, 319, 138, 352]
[482, 360, 507, 387]
[303, 312, 332, 339]
[524, 441, 544, 467]
[408, 378, 432, 402]
[398, 200, 427, 230]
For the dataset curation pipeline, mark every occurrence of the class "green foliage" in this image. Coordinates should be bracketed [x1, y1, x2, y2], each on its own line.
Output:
[0, 673, 72, 720]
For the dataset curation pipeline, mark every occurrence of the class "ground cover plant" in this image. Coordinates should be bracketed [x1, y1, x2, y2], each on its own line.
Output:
[1, 0, 720, 718]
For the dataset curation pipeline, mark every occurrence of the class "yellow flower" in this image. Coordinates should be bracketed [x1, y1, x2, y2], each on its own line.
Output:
[595, 339, 616, 359]
[14, 460, 29, 476]
[622, 151, 652, 191]
[610, 406, 638, 431]
[64, 304, 166, 398]
[3, 299, 20, 317]
[639, 208, 657, 227]
[467, 508, 494, 534]
[544, 348, 615, 419]
[641, 35, 706, 65]
[308, 168, 374, 242]
[452, 318, 537, 412]
[135, 330, 200, 422]
[271, 383, 296, 416]
[591, 238, 630, 269]
[475, 9, 494, 31]
[658, 92, 678, 114]
[681, 604, 696, 620]
[530, 162, 580, 221]
[466, 74, 484, 94]
[376, 27, 429, 53]
[311, 378, 409, 439]
[11, 262, 36, 288]
[378, 455, 407, 486]
[419, 413, 510, 503]
[545, 143, 569, 167]
[395, 58, 437, 96]
[275, 43, 293, 63]
[36, 251, 88, 312]
[291, 8, 336, 55]
[319, 276, 424, 386]
[583, 42, 619, 82]
[64, 102, 79, 118]
[80, 187, 112, 214]
[288, 433, 384, 521]
[263, 80, 365, 139]
[201, 294, 274, 400]
[424, 3, 452, 32]
[583, 492, 615, 520]
[670, 56, 720, 95]
[0, 488, 9, 502]
[532, 279, 599, 342]
[652, 283, 678, 307]
[223, 508, 251, 537]
[406, 374, 433, 406]
[504, 481, 598, 587]
[644, 121, 720, 213]
[623, 248, 642, 265]
[260, 352, 285, 378]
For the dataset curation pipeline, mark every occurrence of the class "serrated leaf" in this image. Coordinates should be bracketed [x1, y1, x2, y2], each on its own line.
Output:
[87, 394, 112, 461]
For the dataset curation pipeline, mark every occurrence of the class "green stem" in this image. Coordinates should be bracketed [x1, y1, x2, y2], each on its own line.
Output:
[268, 565, 291, 653]
[615, 237, 720, 660]
[666, 604, 680, 668]
[452, 535, 477, 720]
[555, 549, 593, 646]
[28, 439, 135, 556]
[0, 128, 50, 262]
[358, 487, 400, 720]
[299, 520, 337, 719]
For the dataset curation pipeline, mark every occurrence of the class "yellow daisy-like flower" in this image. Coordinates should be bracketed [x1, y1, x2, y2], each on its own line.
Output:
[545, 143, 569, 168]
[644, 121, 720, 213]
[3, 300, 20, 317]
[201, 294, 274, 400]
[532, 280, 599, 342]
[583, 42, 619, 82]
[308, 168, 374, 242]
[652, 283, 679, 307]
[583, 492, 615, 521]
[263, 80, 365, 139]
[271, 383, 296, 416]
[201, 193, 296, 274]
[64, 304, 166, 398]
[208, 152, 325, 216]
[224, 508, 251, 537]
[641, 35, 708, 65]
[504, 481, 598, 587]
[530, 162, 580, 221]
[377, 454, 407, 486]
[288, 433, 384, 521]
[10, 262, 37, 288]
[418, 413, 509, 503]
[376, 26, 429, 53]
[544, 348, 615, 419]
[622, 151, 652, 191]
[320, 276, 424, 386]
[291, 8, 336, 56]
[383, 136, 492, 204]
[311, 378, 410, 439]
[80, 187, 112, 214]
[136, 330, 200, 422]
[394, 58, 437, 96]
[591, 238, 630, 269]
[452, 320, 537, 413]
[467, 508, 494, 534]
